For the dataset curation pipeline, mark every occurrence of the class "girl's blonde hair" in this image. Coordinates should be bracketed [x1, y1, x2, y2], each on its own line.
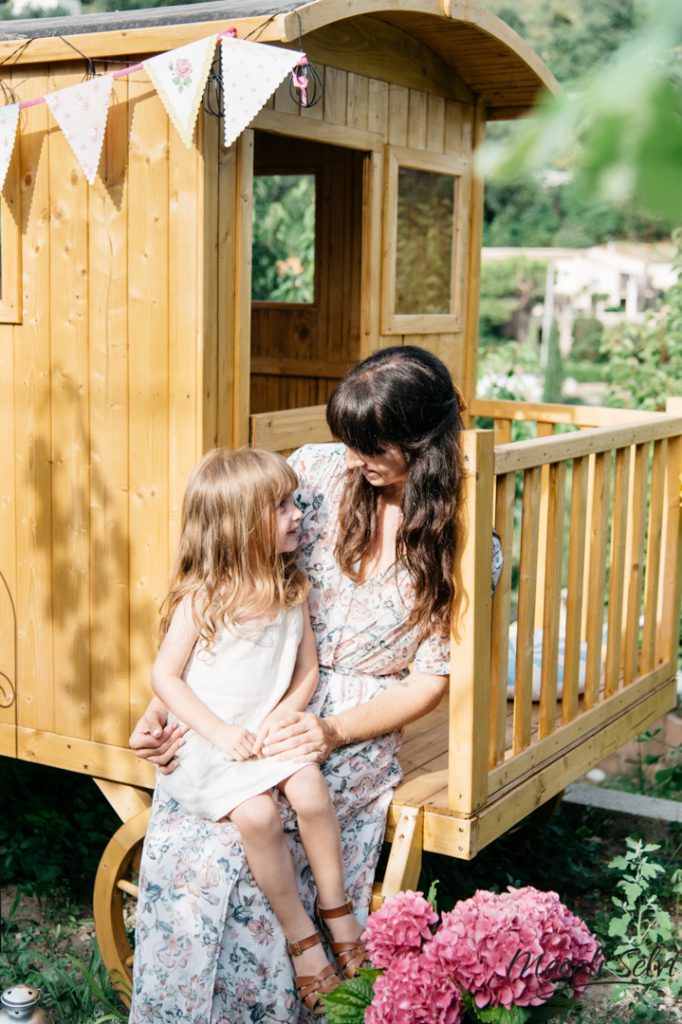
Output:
[159, 447, 308, 645]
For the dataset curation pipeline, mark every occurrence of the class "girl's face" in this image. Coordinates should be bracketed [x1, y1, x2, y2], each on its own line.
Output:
[344, 444, 408, 491]
[275, 491, 303, 553]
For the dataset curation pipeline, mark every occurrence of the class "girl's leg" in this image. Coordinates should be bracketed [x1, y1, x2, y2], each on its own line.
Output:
[279, 766, 364, 948]
[228, 792, 333, 981]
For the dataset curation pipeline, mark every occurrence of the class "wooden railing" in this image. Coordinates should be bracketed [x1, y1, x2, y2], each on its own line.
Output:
[455, 398, 682, 842]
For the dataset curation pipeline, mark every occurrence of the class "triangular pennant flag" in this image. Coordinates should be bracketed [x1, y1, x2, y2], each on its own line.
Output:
[144, 36, 216, 149]
[0, 104, 20, 192]
[45, 74, 114, 186]
[220, 37, 305, 149]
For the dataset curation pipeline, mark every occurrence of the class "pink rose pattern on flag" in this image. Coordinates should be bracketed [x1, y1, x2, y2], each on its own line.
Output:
[0, 104, 20, 192]
[143, 36, 216, 148]
[45, 74, 114, 185]
[220, 37, 305, 149]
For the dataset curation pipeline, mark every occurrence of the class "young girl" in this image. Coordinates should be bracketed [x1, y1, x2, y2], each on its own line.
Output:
[151, 447, 366, 1016]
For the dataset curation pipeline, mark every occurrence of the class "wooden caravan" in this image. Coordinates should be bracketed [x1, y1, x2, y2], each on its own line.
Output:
[0, 0, 679, 994]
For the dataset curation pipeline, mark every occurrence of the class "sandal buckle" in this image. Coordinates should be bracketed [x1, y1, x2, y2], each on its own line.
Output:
[289, 939, 303, 957]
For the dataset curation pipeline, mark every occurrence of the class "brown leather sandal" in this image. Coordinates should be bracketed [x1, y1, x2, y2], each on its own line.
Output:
[287, 931, 342, 1016]
[316, 898, 370, 978]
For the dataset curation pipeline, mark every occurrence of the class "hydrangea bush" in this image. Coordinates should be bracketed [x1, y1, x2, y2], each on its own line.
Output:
[323, 887, 603, 1024]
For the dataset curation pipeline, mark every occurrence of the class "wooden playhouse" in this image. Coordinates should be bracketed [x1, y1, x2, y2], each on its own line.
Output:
[0, 0, 680, 992]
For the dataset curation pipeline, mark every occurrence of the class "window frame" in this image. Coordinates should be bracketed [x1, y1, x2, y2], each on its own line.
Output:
[381, 145, 468, 336]
[0, 143, 21, 325]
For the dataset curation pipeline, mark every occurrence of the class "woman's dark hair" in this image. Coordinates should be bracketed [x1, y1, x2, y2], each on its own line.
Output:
[326, 345, 467, 640]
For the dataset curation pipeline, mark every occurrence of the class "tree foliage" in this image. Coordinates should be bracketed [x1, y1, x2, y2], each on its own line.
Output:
[601, 233, 682, 411]
[251, 174, 315, 303]
[479, 257, 546, 347]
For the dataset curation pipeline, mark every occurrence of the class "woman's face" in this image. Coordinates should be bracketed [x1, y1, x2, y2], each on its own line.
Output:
[345, 444, 408, 491]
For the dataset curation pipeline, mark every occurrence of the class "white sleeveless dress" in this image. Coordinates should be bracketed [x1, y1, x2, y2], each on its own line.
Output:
[157, 604, 310, 821]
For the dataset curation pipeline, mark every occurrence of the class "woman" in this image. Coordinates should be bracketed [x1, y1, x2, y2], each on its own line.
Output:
[129, 345, 502, 1023]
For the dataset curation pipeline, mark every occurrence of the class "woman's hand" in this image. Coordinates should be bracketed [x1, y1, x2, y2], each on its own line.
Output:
[258, 711, 343, 763]
[129, 701, 186, 774]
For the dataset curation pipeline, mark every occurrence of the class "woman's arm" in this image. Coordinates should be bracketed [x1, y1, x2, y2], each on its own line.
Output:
[259, 670, 447, 762]
[253, 603, 319, 755]
[129, 697, 185, 773]
[152, 598, 256, 762]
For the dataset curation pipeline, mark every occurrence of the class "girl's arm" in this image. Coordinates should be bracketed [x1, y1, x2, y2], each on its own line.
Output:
[152, 597, 256, 762]
[259, 671, 447, 762]
[253, 603, 318, 756]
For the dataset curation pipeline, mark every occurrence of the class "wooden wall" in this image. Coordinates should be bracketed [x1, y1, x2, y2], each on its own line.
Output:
[0, 61, 204, 784]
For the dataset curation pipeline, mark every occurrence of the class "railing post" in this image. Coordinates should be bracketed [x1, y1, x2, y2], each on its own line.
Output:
[449, 429, 494, 814]
[657, 398, 682, 668]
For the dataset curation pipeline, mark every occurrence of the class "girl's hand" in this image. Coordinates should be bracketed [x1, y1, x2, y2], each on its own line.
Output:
[258, 712, 342, 763]
[129, 710, 186, 775]
[217, 723, 257, 762]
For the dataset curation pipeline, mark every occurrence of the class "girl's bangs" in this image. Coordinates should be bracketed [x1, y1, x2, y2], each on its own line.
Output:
[327, 382, 385, 456]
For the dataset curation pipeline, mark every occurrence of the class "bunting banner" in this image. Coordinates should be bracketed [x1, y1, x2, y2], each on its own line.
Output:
[0, 103, 19, 192]
[220, 36, 305, 149]
[45, 74, 114, 185]
[143, 35, 217, 149]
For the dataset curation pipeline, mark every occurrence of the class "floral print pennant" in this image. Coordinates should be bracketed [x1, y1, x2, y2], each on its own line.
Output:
[0, 104, 20, 192]
[220, 36, 305, 149]
[143, 36, 217, 149]
[45, 74, 114, 186]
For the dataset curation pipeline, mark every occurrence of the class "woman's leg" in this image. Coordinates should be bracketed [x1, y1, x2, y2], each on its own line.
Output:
[229, 792, 332, 981]
[280, 766, 364, 947]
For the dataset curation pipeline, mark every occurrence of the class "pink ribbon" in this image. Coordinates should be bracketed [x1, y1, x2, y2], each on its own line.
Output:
[290, 55, 309, 107]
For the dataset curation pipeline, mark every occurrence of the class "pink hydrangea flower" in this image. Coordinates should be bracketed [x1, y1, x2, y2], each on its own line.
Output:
[366, 953, 464, 1024]
[363, 890, 438, 969]
[425, 886, 602, 1009]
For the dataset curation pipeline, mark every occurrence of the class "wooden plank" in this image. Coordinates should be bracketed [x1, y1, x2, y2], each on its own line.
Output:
[273, 75, 301, 117]
[93, 778, 153, 823]
[215, 112, 237, 448]
[18, 727, 156, 787]
[461, 97, 485, 407]
[448, 430, 493, 814]
[251, 356, 354, 379]
[538, 460, 565, 738]
[388, 83, 409, 146]
[562, 455, 588, 722]
[249, 405, 332, 452]
[407, 89, 428, 150]
[49, 62, 92, 742]
[323, 65, 347, 125]
[493, 416, 682, 474]
[489, 471, 514, 767]
[379, 806, 423, 898]
[583, 452, 609, 708]
[641, 439, 666, 672]
[0, 331, 16, 740]
[232, 130, 254, 448]
[471, 396, 664, 429]
[360, 150, 384, 357]
[656, 406, 682, 666]
[0, 105, 21, 324]
[201, 107, 219, 450]
[89, 72, 130, 747]
[444, 99, 465, 153]
[367, 77, 389, 136]
[346, 72, 370, 131]
[622, 443, 649, 686]
[14, 67, 54, 733]
[604, 446, 630, 696]
[252, 108, 384, 151]
[0, 722, 16, 758]
[493, 419, 512, 445]
[169, 115, 202, 555]
[426, 92, 446, 153]
[534, 421, 554, 631]
[512, 466, 541, 752]
[127, 78, 170, 730]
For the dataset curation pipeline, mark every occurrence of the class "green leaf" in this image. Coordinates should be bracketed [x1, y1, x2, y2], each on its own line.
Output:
[621, 881, 643, 903]
[321, 970, 379, 1024]
[427, 879, 440, 910]
[608, 916, 630, 937]
[462, 992, 532, 1024]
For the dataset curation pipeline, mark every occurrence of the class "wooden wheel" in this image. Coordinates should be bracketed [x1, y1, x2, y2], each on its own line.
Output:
[93, 806, 150, 1005]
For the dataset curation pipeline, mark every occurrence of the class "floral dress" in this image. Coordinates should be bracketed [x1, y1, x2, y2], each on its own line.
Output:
[130, 444, 501, 1024]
